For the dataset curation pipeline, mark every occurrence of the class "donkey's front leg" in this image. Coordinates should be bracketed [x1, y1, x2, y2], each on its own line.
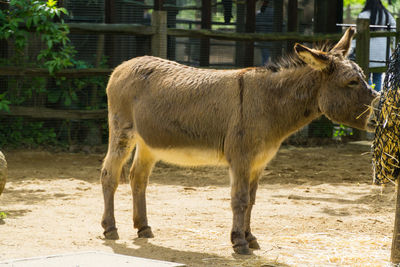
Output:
[245, 174, 261, 250]
[229, 164, 251, 255]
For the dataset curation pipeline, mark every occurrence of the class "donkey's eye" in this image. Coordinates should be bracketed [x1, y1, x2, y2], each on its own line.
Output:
[348, 80, 359, 86]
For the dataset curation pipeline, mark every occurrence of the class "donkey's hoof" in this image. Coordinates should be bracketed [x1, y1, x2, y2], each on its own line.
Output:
[233, 244, 251, 255]
[245, 232, 260, 250]
[104, 228, 119, 240]
[138, 226, 154, 238]
[248, 239, 260, 250]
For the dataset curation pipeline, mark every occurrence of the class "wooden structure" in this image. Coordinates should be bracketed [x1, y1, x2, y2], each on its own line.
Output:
[314, 0, 343, 33]
[0, 17, 396, 120]
[392, 184, 400, 263]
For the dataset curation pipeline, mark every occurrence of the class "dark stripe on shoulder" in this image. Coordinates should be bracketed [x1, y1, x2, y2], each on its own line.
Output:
[238, 73, 244, 119]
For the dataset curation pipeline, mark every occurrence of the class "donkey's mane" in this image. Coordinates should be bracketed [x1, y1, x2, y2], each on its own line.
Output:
[263, 53, 305, 72]
[263, 42, 335, 72]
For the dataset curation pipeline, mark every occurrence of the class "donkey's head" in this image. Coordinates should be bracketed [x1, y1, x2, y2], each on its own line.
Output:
[294, 27, 379, 132]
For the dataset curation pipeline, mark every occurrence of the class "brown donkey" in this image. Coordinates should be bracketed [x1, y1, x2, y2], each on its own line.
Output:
[100, 28, 378, 254]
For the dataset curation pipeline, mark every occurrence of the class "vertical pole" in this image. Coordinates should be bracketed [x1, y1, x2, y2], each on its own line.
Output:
[0, 1, 8, 61]
[272, 0, 283, 61]
[336, 0, 343, 31]
[314, 0, 342, 33]
[287, 0, 298, 32]
[392, 183, 400, 263]
[152, 0, 166, 58]
[287, 0, 298, 52]
[200, 0, 211, 67]
[105, 0, 116, 67]
[396, 17, 400, 48]
[356, 18, 370, 79]
[244, 0, 255, 67]
[166, 0, 178, 60]
[354, 18, 370, 141]
[154, 0, 164, 11]
[0, 2, 8, 98]
[235, 2, 246, 67]
[151, 11, 167, 59]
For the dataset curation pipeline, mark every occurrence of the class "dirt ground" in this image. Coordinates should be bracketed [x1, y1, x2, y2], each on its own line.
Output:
[0, 142, 397, 266]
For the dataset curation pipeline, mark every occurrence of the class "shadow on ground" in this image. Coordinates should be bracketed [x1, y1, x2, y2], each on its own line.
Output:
[103, 238, 290, 267]
[3, 144, 374, 188]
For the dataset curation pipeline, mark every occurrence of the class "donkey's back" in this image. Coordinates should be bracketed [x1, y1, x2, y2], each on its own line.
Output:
[106, 56, 253, 166]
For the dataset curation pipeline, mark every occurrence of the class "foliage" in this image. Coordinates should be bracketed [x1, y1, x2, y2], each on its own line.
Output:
[0, 118, 57, 147]
[333, 124, 354, 138]
[344, 0, 391, 8]
[0, 93, 11, 112]
[0, 1, 108, 148]
[344, 0, 400, 15]
[0, 212, 6, 220]
[0, 0, 74, 72]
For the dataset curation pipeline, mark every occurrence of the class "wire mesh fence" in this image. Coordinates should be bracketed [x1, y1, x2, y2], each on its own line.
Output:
[0, 0, 361, 149]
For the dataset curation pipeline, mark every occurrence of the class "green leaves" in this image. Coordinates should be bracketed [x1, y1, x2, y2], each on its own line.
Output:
[47, 0, 58, 8]
[0, 118, 58, 147]
[0, 1, 108, 148]
[1, 0, 74, 73]
[0, 93, 11, 113]
[333, 124, 353, 138]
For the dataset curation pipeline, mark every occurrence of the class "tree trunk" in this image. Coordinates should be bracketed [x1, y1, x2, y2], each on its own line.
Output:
[0, 151, 7, 196]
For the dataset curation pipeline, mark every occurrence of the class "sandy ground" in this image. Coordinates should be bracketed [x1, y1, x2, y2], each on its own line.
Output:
[0, 143, 397, 266]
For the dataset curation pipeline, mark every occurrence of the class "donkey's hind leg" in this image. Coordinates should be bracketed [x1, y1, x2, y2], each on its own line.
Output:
[129, 141, 156, 238]
[101, 117, 135, 240]
[245, 168, 262, 250]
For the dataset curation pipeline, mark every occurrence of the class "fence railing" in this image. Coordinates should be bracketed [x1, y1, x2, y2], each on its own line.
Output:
[1, 15, 399, 120]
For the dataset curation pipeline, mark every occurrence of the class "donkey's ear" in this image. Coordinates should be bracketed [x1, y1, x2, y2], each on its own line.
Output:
[331, 27, 355, 57]
[294, 43, 330, 70]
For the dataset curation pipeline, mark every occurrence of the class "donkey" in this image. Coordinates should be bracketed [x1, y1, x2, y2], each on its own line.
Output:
[100, 27, 378, 254]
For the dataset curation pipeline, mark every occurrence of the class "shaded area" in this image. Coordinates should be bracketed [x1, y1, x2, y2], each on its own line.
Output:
[2, 143, 374, 187]
[103, 239, 290, 267]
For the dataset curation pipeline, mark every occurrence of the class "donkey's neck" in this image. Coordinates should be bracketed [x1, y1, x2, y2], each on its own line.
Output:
[263, 66, 323, 140]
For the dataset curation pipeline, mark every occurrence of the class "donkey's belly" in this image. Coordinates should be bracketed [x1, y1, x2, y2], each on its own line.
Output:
[150, 147, 227, 166]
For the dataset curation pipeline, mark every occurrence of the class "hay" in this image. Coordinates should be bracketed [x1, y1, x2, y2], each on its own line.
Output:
[373, 44, 400, 185]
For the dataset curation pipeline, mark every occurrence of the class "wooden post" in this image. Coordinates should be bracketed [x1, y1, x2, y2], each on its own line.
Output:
[151, 11, 167, 59]
[396, 17, 400, 47]
[272, 0, 283, 61]
[287, 0, 298, 32]
[391, 184, 400, 263]
[244, 0, 255, 67]
[154, 0, 164, 11]
[235, 1, 246, 67]
[353, 18, 370, 141]
[105, 0, 117, 67]
[0, 1, 8, 95]
[200, 0, 211, 67]
[314, 0, 342, 33]
[166, 0, 178, 60]
[356, 18, 370, 80]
